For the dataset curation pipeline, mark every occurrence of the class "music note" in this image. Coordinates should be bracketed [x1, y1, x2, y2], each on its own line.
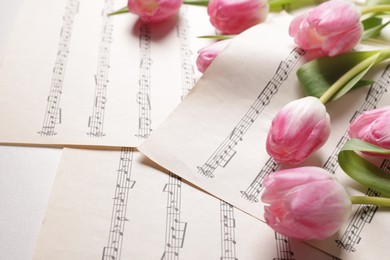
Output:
[275, 61, 289, 81]
[38, 0, 80, 136]
[335, 239, 356, 252]
[102, 147, 134, 259]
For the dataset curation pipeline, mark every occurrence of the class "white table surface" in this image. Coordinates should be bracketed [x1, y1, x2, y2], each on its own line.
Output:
[0, 1, 62, 259]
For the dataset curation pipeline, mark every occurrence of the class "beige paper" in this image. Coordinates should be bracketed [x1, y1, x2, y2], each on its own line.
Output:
[33, 147, 334, 260]
[139, 14, 390, 260]
[0, 0, 213, 147]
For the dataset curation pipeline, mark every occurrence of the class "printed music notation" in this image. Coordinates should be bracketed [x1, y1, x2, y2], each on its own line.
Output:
[87, 0, 113, 137]
[220, 201, 238, 260]
[335, 188, 380, 253]
[335, 160, 389, 253]
[382, 159, 390, 172]
[162, 173, 187, 260]
[323, 64, 389, 173]
[196, 48, 305, 178]
[240, 157, 280, 203]
[177, 6, 196, 100]
[314, 65, 390, 255]
[323, 64, 390, 174]
[273, 232, 295, 260]
[161, 11, 196, 259]
[32, 147, 334, 260]
[38, 0, 79, 136]
[102, 148, 136, 260]
[136, 22, 153, 139]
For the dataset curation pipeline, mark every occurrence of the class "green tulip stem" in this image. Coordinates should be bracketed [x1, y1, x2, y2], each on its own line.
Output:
[183, 0, 209, 6]
[268, 0, 327, 11]
[350, 196, 390, 207]
[108, 6, 128, 16]
[319, 48, 390, 104]
[361, 5, 390, 16]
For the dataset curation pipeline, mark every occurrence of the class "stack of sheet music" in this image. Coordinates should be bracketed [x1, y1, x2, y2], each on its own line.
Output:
[1, 0, 389, 259]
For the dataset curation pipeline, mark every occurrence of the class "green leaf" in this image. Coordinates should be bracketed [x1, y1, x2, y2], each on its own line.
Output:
[341, 138, 390, 155]
[352, 80, 375, 88]
[362, 16, 382, 30]
[328, 53, 379, 102]
[362, 16, 382, 38]
[338, 138, 390, 197]
[297, 51, 380, 100]
[108, 6, 128, 16]
[362, 17, 390, 40]
[183, 0, 209, 6]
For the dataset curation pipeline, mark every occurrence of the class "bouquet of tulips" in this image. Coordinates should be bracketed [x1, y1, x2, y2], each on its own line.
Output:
[111, 0, 390, 241]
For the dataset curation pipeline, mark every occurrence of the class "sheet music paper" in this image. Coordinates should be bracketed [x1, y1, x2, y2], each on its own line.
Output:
[139, 14, 390, 259]
[33, 147, 335, 260]
[0, 0, 213, 147]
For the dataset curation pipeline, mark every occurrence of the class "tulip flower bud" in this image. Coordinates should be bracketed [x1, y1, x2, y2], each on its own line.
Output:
[196, 39, 232, 73]
[207, 0, 269, 34]
[289, 0, 363, 57]
[127, 0, 182, 23]
[348, 106, 390, 151]
[261, 166, 352, 240]
[266, 96, 331, 164]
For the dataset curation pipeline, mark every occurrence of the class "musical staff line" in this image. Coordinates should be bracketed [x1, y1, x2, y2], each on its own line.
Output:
[323, 64, 390, 175]
[336, 160, 389, 253]
[335, 187, 381, 253]
[240, 52, 389, 205]
[160, 10, 195, 259]
[196, 48, 305, 178]
[220, 201, 238, 260]
[240, 157, 280, 203]
[38, 0, 79, 136]
[87, 0, 113, 137]
[102, 148, 136, 260]
[274, 232, 295, 260]
[321, 65, 390, 254]
[177, 6, 196, 100]
[382, 159, 390, 172]
[161, 173, 187, 260]
[136, 22, 152, 139]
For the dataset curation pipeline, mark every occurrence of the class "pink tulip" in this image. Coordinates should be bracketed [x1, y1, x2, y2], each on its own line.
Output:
[196, 39, 232, 73]
[348, 106, 390, 151]
[207, 0, 269, 34]
[289, 0, 363, 57]
[127, 0, 182, 23]
[261, 166, 352, 240]
[266, 96, 331, 164]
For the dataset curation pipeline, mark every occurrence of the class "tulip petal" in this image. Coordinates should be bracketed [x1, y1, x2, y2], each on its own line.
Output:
[349, 106, 390, 150]
[128, 0, 182, 23]
[308, 0, 360, 36]
[266, 97, 330, 164]
[207, 0, 269, 34]
[261, 166, 352, 240]
[289, 0, 362, 56]
[322, 24, 363, 57]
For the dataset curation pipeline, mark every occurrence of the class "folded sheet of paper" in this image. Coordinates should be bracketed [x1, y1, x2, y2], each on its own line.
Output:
[33, 147, 335, 260]
[139, 14, 390, 260]
[0, 0, 213, 147]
